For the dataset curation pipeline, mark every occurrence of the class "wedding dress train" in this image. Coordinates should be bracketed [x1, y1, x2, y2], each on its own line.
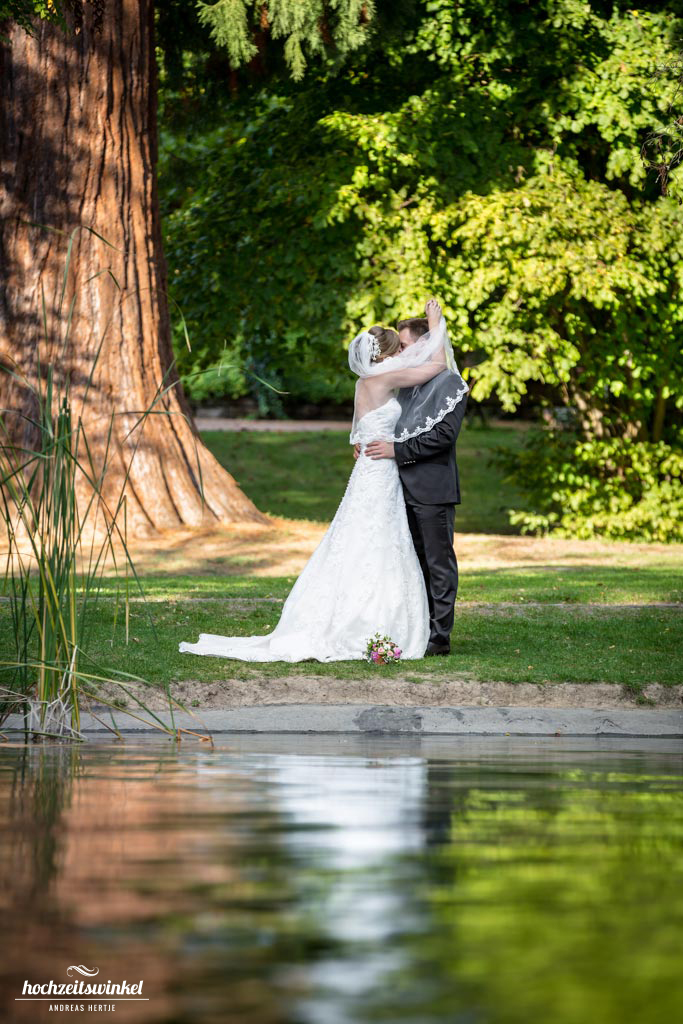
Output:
[178, 397, 430, 662]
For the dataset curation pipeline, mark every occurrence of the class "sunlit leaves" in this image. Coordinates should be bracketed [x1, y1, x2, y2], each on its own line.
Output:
[499, 433, 683, 541]
[160, 0, 683, 534]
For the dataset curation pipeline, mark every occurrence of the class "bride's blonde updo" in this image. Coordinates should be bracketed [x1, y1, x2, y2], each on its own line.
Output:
[368, 325, 400, 362]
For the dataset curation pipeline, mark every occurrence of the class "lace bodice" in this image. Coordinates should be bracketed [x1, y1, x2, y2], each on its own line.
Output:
[354, 397, 401, 444]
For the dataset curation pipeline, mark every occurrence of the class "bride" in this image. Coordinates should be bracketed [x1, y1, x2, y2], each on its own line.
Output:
[179, 300, 466, 662]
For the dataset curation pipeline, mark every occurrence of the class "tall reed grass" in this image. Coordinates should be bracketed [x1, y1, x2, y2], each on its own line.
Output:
[0, 227, 212, 743]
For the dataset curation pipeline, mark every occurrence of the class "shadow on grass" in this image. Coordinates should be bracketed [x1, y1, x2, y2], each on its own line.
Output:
[84, 566, 683, 605]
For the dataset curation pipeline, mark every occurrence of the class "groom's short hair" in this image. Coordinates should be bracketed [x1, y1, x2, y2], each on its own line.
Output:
[397, 316, 429, 341]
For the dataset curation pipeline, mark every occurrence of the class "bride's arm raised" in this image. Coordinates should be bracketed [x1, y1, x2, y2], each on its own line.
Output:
[380, 352, 447, 389]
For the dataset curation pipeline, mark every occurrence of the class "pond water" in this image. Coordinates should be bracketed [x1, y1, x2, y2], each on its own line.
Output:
[1, 735, 682, 1024]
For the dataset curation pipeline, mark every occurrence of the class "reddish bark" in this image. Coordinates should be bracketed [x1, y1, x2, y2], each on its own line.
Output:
[0, 1, 267, 536]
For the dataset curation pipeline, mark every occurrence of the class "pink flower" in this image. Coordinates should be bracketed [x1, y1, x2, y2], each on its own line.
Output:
[395, 649, 402, 657]
[371, 652, 379, 662]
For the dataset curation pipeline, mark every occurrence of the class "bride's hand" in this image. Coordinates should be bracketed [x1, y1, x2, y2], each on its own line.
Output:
[425, 298, 442, 328]
[353, 443, 361, 460]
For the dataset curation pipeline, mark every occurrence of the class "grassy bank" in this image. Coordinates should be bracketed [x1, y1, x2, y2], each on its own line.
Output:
[3, 424, 682, 702]
[27, 596, 683, 691]
[2, 568, 680, 696]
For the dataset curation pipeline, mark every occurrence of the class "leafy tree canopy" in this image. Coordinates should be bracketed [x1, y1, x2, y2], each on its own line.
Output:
[6, 0, 683, 539]
[196, 0, 376, 81]
[159, 0, 683, 539]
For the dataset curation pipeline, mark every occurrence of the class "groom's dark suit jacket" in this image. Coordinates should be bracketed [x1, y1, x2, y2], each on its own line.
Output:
[394, 370, 468, 505]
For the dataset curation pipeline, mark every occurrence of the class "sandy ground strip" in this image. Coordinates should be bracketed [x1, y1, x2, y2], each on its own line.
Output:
[84, 677, 683, 714]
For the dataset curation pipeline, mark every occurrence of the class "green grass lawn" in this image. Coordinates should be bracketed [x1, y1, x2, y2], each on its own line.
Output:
[3, 425, 682, 697]
[2, 568, 681, 695]
[92, 566, 683, 605]
[202, 421, 525, 533]
[3, 594, 676, 693]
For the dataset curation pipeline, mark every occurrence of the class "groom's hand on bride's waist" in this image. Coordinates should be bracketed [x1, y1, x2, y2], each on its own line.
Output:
[365, 440, 395, 460]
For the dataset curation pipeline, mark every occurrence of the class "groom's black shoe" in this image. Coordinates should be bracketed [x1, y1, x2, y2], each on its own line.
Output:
[425, 641, 450, 657]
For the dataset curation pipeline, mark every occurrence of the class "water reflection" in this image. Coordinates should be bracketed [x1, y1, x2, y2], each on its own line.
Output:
[0, 736, 681, 1024]
[269, 754, 428, 1024]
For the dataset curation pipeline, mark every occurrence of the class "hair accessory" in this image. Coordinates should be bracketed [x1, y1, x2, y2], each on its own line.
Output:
[367, 332, 381, 361]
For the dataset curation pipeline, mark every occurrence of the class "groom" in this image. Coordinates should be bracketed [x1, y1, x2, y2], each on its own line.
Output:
[363, 299, 468, 656]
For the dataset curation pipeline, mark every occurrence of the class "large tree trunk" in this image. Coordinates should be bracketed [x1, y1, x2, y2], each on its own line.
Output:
[0, 1, 267, 537]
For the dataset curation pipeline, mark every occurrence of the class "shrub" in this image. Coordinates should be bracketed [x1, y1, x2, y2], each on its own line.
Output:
[497, 432, 683, 543]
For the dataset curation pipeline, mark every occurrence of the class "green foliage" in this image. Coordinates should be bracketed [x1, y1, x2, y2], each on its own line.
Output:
[196, 0, 259, 70]
[444, 170, 683, 429]
[160, 89, 367, 411]
[0, 0, 66, 35]
[159, 0, 683, 535]
[196, 0, 376, 80]
[161, 2, 683, 405]
[497, 430, 683, 542]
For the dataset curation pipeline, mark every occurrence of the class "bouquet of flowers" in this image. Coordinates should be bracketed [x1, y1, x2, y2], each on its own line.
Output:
[365, 632, 402, 665]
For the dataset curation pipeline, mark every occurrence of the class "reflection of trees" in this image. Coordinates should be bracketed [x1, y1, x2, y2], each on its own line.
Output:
[4, 744, 680, 1024]
[410, 769, 683, 1024]
[0, 743, 324, 1024]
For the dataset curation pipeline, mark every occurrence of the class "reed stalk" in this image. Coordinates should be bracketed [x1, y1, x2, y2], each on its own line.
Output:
[0, 228, 214, 744]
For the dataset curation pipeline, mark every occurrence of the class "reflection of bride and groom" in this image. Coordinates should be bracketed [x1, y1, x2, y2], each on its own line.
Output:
[180, 299, 469, 663]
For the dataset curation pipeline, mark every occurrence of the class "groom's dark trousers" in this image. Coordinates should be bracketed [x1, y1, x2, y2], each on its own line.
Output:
[394, 386, 468, 648]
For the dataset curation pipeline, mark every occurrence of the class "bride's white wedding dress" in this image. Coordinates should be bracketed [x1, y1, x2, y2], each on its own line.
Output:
[178, 397, 430, 662]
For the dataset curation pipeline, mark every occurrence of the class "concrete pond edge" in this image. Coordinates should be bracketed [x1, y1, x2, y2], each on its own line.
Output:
[3, 704, 682, 737]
